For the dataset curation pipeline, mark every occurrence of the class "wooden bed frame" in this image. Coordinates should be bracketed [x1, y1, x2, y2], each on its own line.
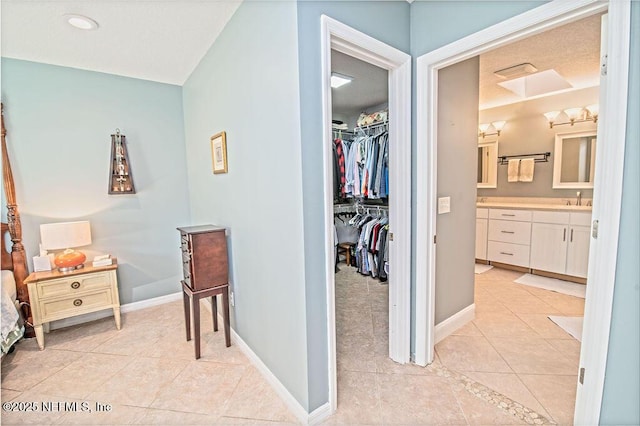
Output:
[1, 103, 32, 337]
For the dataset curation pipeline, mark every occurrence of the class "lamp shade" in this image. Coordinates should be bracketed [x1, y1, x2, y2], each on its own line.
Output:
[40, 221, 92, 250]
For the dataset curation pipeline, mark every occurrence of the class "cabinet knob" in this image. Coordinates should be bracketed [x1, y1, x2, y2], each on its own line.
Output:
[73, 299, 83, 307]
[71, 282, 81, 289]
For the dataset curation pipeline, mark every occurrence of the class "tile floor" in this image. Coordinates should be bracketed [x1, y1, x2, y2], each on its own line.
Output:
[1, 265, 584, 425]
[323, 265, 583, 425]
[1, 301, 299, 425]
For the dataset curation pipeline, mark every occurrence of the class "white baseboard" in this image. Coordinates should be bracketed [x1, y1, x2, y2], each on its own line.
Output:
[308, 402, 332, 424]
[200, 299, 330, 425]
[49, 292, 182, 331]
[434, 303, 475, 344]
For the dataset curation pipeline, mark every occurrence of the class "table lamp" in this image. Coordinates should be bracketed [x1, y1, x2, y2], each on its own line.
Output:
[40, 221, 92, 272]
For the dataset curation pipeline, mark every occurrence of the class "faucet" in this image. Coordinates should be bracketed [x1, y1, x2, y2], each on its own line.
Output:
[576, 191, 582, 206]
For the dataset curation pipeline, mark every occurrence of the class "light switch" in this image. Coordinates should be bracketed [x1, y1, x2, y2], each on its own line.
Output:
[438, 197, 451, 214]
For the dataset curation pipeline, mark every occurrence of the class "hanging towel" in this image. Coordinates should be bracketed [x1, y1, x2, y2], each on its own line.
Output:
[519, 158, 535, 182]
[507, 159, 520, 182]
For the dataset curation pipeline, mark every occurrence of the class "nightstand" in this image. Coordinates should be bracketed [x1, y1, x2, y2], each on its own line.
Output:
[24, 261, 121, 350]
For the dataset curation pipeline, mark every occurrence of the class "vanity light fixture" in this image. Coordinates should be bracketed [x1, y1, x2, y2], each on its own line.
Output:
[544, 105, 599, 128]
[478, 120, 507, 138]
[64, 14, 99, 30]
[330, 73, 353, 89]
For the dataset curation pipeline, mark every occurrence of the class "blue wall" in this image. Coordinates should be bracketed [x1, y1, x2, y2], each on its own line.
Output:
[600, 2, 640, 424]
[1, 58, 189, 304]
[182, 1, 311, 411]
[296, 0, 410, 411]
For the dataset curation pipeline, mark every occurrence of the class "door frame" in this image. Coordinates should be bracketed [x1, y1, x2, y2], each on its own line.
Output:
[414, 0, 630, 424]
[320, 15, 411, 412]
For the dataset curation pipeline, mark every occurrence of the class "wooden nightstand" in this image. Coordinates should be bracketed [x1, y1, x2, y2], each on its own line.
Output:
[24, 261, 121, 350]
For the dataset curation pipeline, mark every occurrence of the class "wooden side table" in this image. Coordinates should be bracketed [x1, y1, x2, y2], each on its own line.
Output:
[24, 261, 121, 350]
[178, 225, 231, 359]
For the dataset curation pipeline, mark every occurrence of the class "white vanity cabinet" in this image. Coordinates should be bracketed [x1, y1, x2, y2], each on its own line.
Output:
[487, 209, 532, 268]
[529, 211, 592, 278]
[566, 213, 592, 278]
[475, 208, 488, 260]
[530, 212, 570, 275]
[476, 205, 592, 279]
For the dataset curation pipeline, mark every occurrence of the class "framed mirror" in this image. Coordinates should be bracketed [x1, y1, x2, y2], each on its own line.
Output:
[477, 140, 498, 188]
[553, 130, 597, 189]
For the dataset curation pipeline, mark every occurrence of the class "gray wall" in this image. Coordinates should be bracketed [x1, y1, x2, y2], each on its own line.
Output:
[182, 1, 310, 410]
[435, 57, 479, 324]
[296, 0, 410, 411]
[409, 0, 546, 355]
[600, 2, 640, 423]
[1, 58, 190, 304]
[477, 87, 598, 199]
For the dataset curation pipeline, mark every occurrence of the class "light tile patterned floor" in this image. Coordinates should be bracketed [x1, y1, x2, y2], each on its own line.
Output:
[322, 265, 583, 425]
[1, 302, 298, 425]
[1, 266, 583, 425]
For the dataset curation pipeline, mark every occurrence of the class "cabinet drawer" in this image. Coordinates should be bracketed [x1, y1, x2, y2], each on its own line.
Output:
[489, 209, 532, 222]
[570, 212, 592, 226]
[532, 211, 570, 225]
[39, 289, 114, 321]
[476, 208, 488, 219]
[488, 219, 532, 245]
[488, 241, 530, 267]
[37, 272, 112, 299]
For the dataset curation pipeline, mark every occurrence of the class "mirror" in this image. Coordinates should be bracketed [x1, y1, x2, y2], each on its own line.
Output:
[477, 140, 498, 188]
[553, 131, 597, 189]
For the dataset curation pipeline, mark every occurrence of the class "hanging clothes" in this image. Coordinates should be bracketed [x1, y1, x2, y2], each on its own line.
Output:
[333, 128, 389, 201]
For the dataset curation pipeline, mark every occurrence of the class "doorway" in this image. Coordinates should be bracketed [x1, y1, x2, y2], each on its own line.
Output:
[415, 1, 631, 424]
[320, 15, 411, 412]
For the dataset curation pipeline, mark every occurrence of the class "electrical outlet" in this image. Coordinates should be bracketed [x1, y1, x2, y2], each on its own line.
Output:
[229, 291, 235, 307]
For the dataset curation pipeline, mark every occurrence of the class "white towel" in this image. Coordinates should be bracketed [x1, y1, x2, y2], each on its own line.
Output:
[519, 158, 535, 182]
[507, 159, 520, 182]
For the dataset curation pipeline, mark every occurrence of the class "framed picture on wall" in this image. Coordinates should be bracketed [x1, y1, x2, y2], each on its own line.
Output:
[211, 131, 228, 174]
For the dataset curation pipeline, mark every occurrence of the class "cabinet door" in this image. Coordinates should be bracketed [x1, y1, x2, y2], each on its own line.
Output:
[566, 226, 591, 278]
[530, 223, 568, 275]
[475, 218, 488, 260]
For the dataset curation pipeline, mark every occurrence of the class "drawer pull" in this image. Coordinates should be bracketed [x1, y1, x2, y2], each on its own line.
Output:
[500, 231, 515, 234]
[73, 299, 83, 307]
[501, 214, 516, 217]
[70, 282, 81, 289]
[499, 252, 514, 256]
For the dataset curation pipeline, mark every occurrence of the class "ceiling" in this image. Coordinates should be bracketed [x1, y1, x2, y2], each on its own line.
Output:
[329, 12, 601, 115]
[331, 50, 388, 117]
[479, 13, 602, 109]
[1, 1, 242, 85]
[1, 2, 601, 101]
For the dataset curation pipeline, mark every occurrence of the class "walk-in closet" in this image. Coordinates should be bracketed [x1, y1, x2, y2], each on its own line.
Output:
[330, 49, 391, 382]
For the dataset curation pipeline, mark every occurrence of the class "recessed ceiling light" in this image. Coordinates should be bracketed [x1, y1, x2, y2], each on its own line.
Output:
[64, 14, 99, 30]
[331, 73, 353, 89]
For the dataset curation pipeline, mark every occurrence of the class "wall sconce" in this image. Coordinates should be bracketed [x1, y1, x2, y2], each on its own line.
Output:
[478, 121, 506, 138]
[544, 104, 599, 128]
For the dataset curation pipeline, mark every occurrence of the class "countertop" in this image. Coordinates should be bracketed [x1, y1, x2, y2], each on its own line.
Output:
[476, 202, 592, 212]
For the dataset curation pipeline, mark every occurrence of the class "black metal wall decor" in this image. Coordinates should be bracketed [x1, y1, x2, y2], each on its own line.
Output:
[108, 129, 136, 194]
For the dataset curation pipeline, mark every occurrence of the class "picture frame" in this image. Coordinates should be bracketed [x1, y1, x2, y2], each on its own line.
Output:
[210, 131, 228, 174]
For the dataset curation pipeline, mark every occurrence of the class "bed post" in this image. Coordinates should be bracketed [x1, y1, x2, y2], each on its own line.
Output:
[1, 102, 33, 337]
